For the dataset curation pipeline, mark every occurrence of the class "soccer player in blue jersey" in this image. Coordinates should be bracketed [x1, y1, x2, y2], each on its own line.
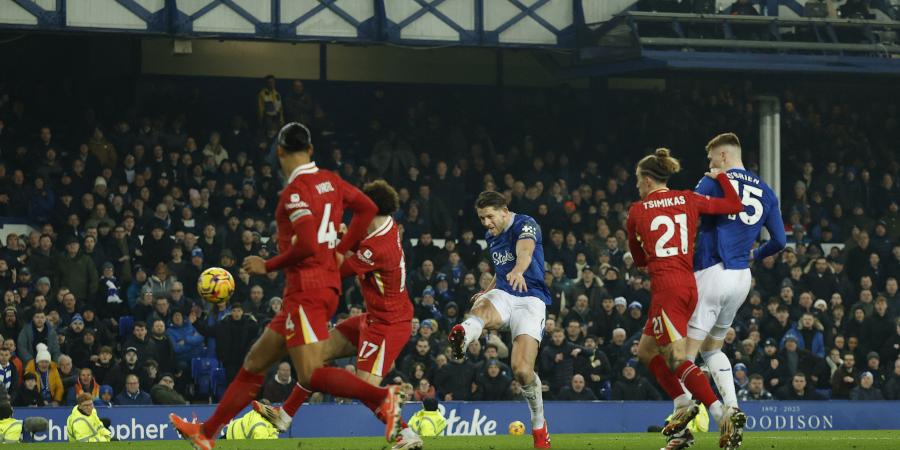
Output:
[449, 191, 551, 449]
[670, 133, 786, 450]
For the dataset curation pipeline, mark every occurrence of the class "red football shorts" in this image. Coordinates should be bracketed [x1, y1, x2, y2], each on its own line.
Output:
[268, 287, 339, 348]
[643, 284, 698, 346]
[335, 313, 411, 378]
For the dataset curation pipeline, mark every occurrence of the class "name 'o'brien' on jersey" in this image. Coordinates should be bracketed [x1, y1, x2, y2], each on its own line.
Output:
[693, 168, 787, 271]
[485, 213, 552, 305]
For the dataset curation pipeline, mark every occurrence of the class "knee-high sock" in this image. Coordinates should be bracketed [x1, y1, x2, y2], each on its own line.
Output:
[459, 316, 484, 350]
[310, 367, 389, 405]
[648, 355, 687, 400]
[675, 361, 720, 409]
[282, 382, 311, 416]
[521, 372, 546, 430]
[703, 350, 737, 408]
[362, 398, 408, 429]
[203, 368, 263, 438]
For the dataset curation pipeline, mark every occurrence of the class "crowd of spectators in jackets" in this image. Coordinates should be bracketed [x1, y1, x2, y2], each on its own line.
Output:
[0, 75, 898, 407]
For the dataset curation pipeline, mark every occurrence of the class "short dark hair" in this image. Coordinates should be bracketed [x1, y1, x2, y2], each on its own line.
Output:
[475, 191, 508, 210]
[0, 403, 11, 419]
[423, 397, 439, 411]
[363, 180, 400, 215]
[749, 373, 764, 382]
[277, 122, 312, 153]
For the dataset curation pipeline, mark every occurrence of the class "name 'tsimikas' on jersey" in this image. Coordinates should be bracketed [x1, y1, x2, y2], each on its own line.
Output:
[693, 168, 786, 271]
[485, 213, 551, 304]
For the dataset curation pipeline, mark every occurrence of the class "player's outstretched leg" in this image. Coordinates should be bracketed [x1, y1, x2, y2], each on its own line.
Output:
[170, 368, 265, 448]
[703, 349, 738, 408]
[511, 334, 549, 449]
[524, 373, 550, 449]
[171, 329, 284, 448]
[450, 316, 483, 359]
[308, 366, 405, 441]
[671, 358, 728, 441]
[638, 335, 697, 437]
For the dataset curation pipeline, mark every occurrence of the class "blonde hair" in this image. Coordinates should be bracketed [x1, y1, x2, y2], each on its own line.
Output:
[637, 148, 682, 182]
[706, 132, 741, 152]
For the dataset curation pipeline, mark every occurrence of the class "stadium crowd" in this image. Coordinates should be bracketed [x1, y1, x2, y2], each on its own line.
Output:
[0, 75, 898, 408]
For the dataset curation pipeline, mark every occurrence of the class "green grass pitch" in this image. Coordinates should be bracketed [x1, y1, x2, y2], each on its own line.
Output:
[21, 431, 900, 449]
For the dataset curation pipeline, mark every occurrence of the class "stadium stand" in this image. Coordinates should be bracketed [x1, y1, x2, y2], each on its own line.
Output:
[0, 69, 897, 408]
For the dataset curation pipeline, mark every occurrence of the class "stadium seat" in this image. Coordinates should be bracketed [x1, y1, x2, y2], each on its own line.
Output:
[191, 357, 220, 397]
[118, 316, 134, 338]
[816, 388, 832, 399]
[599, 381, 612, 400]
[211, 367, 227, 401]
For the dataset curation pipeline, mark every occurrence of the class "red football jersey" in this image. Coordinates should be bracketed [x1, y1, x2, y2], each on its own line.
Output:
[342, 217, 414, 324]
[626, 173, 742, 290]
[273, 162, 361, 295]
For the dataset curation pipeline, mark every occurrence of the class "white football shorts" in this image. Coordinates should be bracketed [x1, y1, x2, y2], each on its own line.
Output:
[481, 289, 546, 342]
[688, 263, 752, 341]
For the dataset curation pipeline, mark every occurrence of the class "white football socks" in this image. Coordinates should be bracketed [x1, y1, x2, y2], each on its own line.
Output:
[521, 372, 546, 430]
[703, 349, 738, 408]
[459, 316, 484, 350]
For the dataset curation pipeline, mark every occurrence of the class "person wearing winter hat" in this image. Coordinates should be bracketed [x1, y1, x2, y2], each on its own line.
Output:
[96, 385, 114, 407]
[23, 343, 63, 405]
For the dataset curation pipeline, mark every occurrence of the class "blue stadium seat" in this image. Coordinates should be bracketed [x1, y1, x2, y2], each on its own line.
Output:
[191, 357, 220, 397]
[118, 316, 134, 338]
[816, 388, 832, 399]
[211, 367, 227, 401]
[598, 381, 612, 400]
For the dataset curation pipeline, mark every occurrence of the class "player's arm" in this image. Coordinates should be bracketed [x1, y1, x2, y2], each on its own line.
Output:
[752, 198, 787, 261]
[693, 172, 743, 215]
[626, 212, 647, 268]
[339, 244, 377, 279]
[246, 188, 318, 274]
[693, 175, 719, 196]
[507, 238, 535, 293]
[335, 178, 378, 254]
[507, 218, 541, 293]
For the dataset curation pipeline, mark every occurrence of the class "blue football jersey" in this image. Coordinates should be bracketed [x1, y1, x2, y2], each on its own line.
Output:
[486, 213, 551, 304]
[694, 168, 786, 271]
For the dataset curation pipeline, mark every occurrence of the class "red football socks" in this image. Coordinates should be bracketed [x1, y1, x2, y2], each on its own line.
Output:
[362, 398, 408, 428]
[648, 355, 686, 400]
[203, 368, 263, 438]
[283, 382, 311, 416]
[676, 360, 719, 407]
[310, 367, 388, 404]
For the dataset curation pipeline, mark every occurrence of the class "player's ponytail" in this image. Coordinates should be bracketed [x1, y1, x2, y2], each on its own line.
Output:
[637, 148, 682, 183]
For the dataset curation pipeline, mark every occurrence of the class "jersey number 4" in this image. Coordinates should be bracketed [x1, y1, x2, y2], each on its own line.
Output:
[727, 180, 763, 225]
[651, 213, 688, 257]
[318, 203, 338, 249]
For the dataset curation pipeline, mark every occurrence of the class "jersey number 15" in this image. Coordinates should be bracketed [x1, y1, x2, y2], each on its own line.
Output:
[727, 180, 763, 225]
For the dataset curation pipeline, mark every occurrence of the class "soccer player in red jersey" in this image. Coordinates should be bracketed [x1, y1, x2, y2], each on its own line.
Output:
[625, 148, 743, 449]
[252, 180, 423, 450]
[169, 123, 403, 450]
